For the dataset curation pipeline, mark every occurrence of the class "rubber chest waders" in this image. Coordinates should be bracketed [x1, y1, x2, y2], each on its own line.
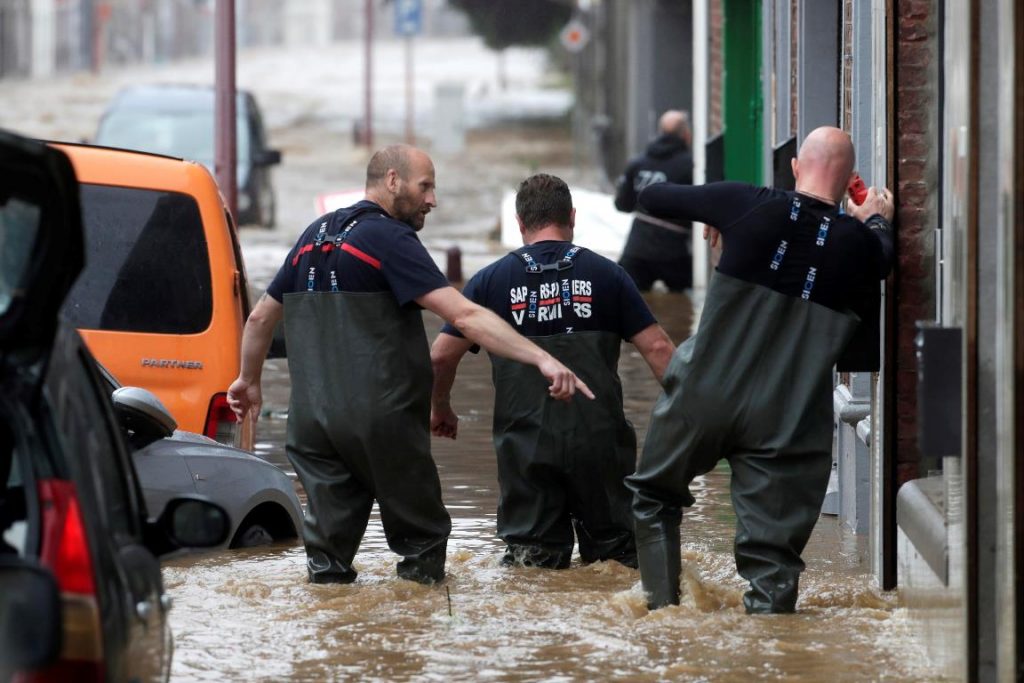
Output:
[283, 213, 451, 584]
[626, 197, 859, 612]
[488, 246, 637, 569]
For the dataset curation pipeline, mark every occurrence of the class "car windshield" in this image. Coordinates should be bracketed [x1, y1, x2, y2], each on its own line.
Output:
[0, 196, 40, 317]
[61, 184, 213, 334]
[96, 109, 251, 166]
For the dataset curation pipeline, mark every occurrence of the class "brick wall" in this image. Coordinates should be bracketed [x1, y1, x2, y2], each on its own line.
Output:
[841, 0, 853, 131]
[789, 0, 798, 135]
[894, 0, 939, 484]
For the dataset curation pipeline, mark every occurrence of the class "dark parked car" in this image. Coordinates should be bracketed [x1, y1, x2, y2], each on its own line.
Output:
[101, 370, 303, 550]
[94, 84, 282, 227]
[0, 130, 231, 681]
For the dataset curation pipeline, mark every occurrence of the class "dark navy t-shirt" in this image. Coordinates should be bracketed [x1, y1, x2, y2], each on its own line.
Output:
[638, 182, 894, 312]
[441, 241, 656, 346]
[267, 200, 449, 306]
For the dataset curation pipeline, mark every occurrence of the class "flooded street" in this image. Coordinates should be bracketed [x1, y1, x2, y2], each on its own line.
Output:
[163, 295, 942, 682]
[0, 35, 948, 682]
[161, 83, 941, 681]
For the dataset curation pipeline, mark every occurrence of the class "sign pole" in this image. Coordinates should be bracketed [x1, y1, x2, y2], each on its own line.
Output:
[405, 35, 414, 144]
[363, 0, 374, 148]
[215, 0, 237, 221]
[394, 0, 422, 145]
[559, 17, 590, 177]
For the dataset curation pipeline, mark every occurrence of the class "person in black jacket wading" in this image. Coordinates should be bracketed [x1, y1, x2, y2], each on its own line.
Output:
[614, 110, 694, 292]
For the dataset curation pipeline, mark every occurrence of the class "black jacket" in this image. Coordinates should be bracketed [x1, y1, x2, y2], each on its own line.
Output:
[615, 134, 694, 262]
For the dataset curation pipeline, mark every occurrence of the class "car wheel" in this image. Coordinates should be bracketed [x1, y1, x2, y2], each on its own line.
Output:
[233, 523, 274, 548]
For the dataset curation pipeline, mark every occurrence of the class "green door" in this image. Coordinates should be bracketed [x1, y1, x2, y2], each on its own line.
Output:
[723, 0, 763, 184]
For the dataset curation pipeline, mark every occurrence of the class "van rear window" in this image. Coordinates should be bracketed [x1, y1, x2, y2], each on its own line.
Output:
[62, 184, 213, 334]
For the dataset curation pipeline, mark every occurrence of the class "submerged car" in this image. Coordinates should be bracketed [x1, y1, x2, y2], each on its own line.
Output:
[94, 83, 282, 227]
[101, 367, 303, 550]
[0, 130, 231, 680]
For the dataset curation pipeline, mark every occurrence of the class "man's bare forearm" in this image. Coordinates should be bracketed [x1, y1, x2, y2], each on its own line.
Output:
[238, 294, 283, 383]
[452, 306, 548, 366]
[417, 286, 593, 400]
[430, 333, 472, 405]
[419, 287, 547, 367]
[631, 323, 676, 384]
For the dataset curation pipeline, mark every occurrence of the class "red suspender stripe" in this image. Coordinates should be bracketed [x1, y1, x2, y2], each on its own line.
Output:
[292, 242, 380, 270]
[291, 238, 381, 269]
[291, 243, 315, 266]
[341, 242, 382, 270]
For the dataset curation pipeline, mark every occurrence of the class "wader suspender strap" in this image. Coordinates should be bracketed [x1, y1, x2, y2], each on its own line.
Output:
[767, 195, 835, 301]
[512, 246, 584, 313]
[512, 245, 584, 274]
[305, 212, 385, 291]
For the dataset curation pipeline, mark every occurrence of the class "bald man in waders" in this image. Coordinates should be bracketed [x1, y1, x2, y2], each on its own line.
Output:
[614, 110, 695, 292]
[431, 174, 675, 569]
[228, 145, 592, 586]
[624, 127, 895, 613]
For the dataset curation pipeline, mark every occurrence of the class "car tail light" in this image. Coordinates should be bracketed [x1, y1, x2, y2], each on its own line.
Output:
[204, 392, 238, 446]
[18, 480, 105, 682]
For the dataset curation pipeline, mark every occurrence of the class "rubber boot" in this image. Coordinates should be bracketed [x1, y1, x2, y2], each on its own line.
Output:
[500, 543, 572, 569]
[306, 549, 358, 584]
[396, 543, 447, 585]
[743, 573, 799, 614]
[635, 521, 681, 610]
[499, 540, 573, 569]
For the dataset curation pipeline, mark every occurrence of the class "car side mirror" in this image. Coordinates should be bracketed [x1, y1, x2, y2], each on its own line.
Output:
[0, 558, 62, 678]
[112, 386, 177, 448]
[255, 149, 282, 166]
[147, 496, 231, 557]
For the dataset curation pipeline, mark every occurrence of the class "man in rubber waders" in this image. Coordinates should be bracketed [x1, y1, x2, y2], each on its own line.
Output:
[430, 174, 675, 569]
[227, 146, 593, 586]
[624, 127, 895, 613]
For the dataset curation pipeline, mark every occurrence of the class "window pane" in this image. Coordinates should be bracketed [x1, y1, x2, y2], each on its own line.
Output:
[62, 184, 213, 334]
[96, 108, 251, 165]
[0, 197, 40, 316]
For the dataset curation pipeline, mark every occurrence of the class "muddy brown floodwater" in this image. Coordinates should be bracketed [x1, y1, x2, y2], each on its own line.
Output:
[162, 292, 946, 683]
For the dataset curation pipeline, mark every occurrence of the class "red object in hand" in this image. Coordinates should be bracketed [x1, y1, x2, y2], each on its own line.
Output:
[848, 174, 868, 205]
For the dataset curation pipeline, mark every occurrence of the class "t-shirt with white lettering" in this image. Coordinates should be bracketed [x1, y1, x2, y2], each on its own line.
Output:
[440, 240, 656, 348]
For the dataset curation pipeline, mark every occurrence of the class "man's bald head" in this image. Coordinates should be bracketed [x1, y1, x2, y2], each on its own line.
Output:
[366, 144, 428, 189]
[793, 127, 857, 202]
[658, 110, 691, 141]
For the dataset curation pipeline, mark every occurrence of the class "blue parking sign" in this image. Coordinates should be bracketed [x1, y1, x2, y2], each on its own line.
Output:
[395, 0, 422, 37]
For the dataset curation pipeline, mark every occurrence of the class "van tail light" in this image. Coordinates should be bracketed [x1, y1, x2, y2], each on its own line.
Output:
[205, 392, 239, 446]
[19, 480, 105, 682]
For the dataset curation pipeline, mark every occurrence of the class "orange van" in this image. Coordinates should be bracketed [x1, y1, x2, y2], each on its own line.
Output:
[54, 142, 254, 449]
